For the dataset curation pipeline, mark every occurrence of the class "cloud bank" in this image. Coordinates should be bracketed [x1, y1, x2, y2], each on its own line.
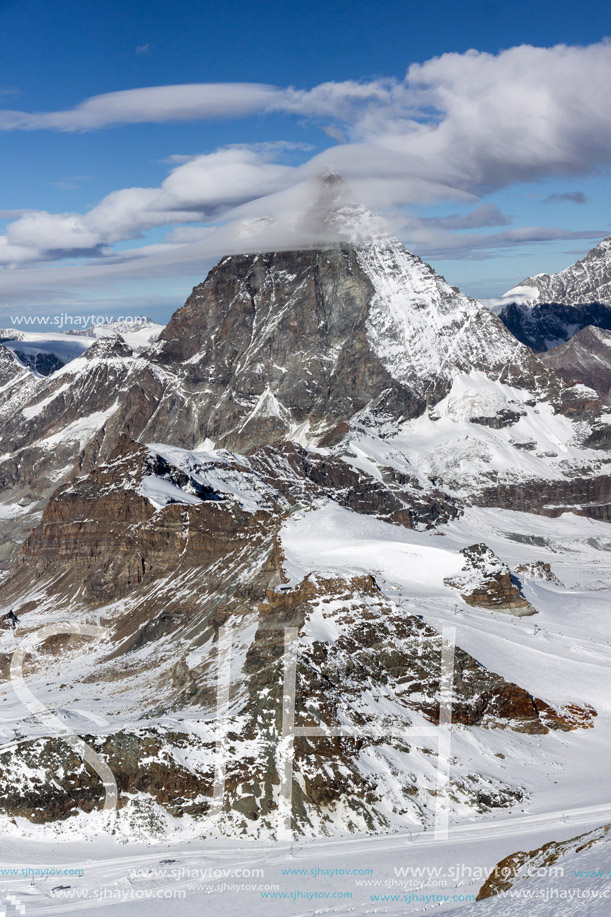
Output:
[1, 41, 611, 286]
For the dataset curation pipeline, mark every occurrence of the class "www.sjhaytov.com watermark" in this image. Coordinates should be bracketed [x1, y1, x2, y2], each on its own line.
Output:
[5, 314, 148, 331]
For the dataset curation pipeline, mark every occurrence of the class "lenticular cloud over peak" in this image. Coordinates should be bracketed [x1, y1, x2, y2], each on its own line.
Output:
[205, 170, 394, 256]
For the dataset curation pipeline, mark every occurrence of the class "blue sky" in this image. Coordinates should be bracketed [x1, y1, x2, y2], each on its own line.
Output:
[1, 0, 611, 323]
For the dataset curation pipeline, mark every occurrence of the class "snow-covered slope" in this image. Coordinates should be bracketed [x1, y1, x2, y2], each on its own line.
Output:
[339, 370, 610, 506]
[359, 239, 531, 393]
[65, 316, 164, 351]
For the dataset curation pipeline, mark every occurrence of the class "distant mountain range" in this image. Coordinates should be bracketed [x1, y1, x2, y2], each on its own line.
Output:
[0, 317, 163, 376]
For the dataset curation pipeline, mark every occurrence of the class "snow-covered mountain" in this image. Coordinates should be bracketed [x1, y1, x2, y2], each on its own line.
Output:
[140, 239, 542, 452]
[64, 316, 164, 350]
[0, 194, 610, 864]
[505, 236, 611, 307]
[2, 229, 607, 570]
[497, 237, 611, 352]
[0, 330, 90, 375]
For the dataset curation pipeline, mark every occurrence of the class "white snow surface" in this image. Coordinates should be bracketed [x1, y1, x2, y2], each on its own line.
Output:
[2, 487, 611, 916]
[145, 443, 285, 512]
[357, 240, 527, 391]
[343, 370, 606, 495]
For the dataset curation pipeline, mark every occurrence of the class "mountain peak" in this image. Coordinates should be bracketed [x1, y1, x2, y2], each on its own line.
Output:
[301, 170, 392, 245]
[84, 332, 133, 360]
[222, 172, 393, 256]
[504, 234, 611, 307]
[146, 231, 539, 452]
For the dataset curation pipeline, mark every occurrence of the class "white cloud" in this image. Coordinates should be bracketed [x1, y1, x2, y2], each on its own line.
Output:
[3, 41, 611, 275]
[396, 42, 611, 191]
[7, 211, 101, 252]
[3, 41, 611, 201]
[0, 84, 281, 131]
[399, 223, 606, 261]
[0, 146, 300, 263]
[156, 147, 296, 213]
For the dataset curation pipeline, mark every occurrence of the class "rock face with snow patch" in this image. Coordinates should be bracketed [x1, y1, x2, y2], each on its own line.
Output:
[0, 333, 134, 499]
[0, 569, 594, 830]
[12, 436, 279, 607]
[539, 325, 611, 401]
[0, 343, 28, 388]
[515, 560, 562, 584]
[446, 544, 537, 616]
[0, 197, 608, 840]
[6, 434, 459, 607]
[499, 236, 611, 352]
[476, 824, 610, 901]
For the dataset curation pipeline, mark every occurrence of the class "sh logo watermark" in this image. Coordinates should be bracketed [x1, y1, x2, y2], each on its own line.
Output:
[10, 623, 117, 811]
[0, 894, 26, 916]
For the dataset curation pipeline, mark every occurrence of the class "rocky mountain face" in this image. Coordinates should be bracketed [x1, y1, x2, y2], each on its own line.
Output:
[476, 824, 611, 902]
[498, 301, 611, 352]
[0, 211, 609, 839]
[141, 238, 544, 452]
[445, 544, 537, 616]
[0, 230, 582, 569]
[11, 348, 65, 375]
[0, 343, 27, 389]
[0, 441, 595, 830]
[0, 336, 134, 500]
[539, 325, 611, 402]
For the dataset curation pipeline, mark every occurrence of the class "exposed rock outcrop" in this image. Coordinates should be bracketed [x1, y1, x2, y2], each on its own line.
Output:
[475, 474, 611, 521]
[515, 560, 562, 585]
[10, 438, 280, 608]
[540, 325, 611, 402]
[445, 544, 537, 616]
[477, 824, 610, 901]
[0, 574, 595, 829]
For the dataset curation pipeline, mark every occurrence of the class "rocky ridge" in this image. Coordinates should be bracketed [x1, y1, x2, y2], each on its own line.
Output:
[445, 544, 537, 616]
[505, 236, 611, 307]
